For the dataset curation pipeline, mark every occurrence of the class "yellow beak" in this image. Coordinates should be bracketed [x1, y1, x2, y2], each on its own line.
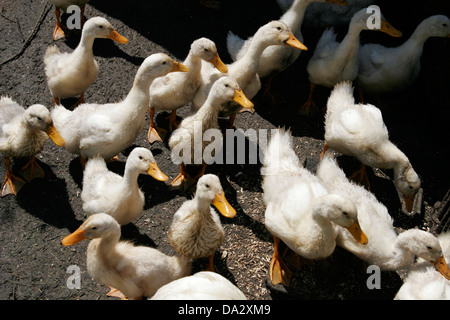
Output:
[46, 123, 65, 147]
[285, 33, 308, 51]
[432, 256, 450, 280]
[346, 221, 368, 245]
[147, 163, 169, 182]
[107, 29, 129, 44]
[209, 54, 228, 73]
[62, 227, 87, 246]
[212, 192, 236, 218]
[379, 19, 402, 37]
[233, 89, 254, 109]
[171, 61, 190, 73]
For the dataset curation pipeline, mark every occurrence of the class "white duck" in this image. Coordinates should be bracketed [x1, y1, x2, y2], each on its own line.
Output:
[317, 153, 450, 279]
[322, 81, 421, 213]
[169, 77, 253, 188]
[192, 20, 307, 128]
[151, 271, 247, 300]
[148, 37, 228, 143]
[357, 15, 450, 94]
[44, 17, 128, 107]
[168, 174, 236, 272]
[0, 96, 65, 197]
[51, 53, 188, 167]
[395, 231, 450, 300]
[227, 0, 346, 79]
[277, 0, 374, 28]
[81, 147, 169, 225]
[262, 128, 367, 286]
[300, 7, 402, 115]
[49, 0, 90, 40]
[62, 213, 192, 299]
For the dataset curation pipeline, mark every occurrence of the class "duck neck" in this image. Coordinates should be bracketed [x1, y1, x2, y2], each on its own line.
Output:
[232, 33, 269, 82]
[121, 164, 141, 192]
[376, 141, 409, 174]
[338, 23, 363, 57]
[193, 195, 213, 216]
[195, 94, 221, 127]
[183, 54, 201, 79]
[398, 23, 429, 60]
[73, 32, 96, 59]
[123, 67, 154, 115]
[95, 227, 121, 259]
[281, 0, 310, 35]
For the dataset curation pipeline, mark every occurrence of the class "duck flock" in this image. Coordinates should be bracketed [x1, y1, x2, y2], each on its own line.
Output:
[0, 0, 449, 300]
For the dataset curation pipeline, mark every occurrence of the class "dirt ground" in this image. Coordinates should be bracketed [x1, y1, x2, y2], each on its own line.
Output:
[0, 0, 449, 302]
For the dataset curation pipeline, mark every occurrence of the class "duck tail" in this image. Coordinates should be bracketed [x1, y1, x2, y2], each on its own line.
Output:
[84, 155, 108, 175]
[261, 127, 301, 177]
[226, 31, 245, 62]
[44, 45, 60, 64]
[316, 152, 348, 187]
[326, 81, 355, 113]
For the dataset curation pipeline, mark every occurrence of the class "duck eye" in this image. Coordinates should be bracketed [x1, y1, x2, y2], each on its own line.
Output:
[225, 84, 229, 88]
[139, 156, 143, 160]
[276, 26, 281, 31]
[427, 246, 432, 250]
[204, 48, 209, 52]
[99, 25, 104, 29]
[342, 212, 348, 216]
[162, 61, 166, 65]
[92, 226, 97, 230]
[205, 184, 210, 189]
[443, 23, 448, 27]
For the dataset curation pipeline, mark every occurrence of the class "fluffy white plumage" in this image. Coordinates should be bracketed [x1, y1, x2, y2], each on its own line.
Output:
[357, 15, 450, 94]
[62, 213, 191, 299]
[192, 20, 306, 118]
[81, 147, 168, 225]
[168, 174, 235, 268]
[317, 153, 446, 273]
[324, 81, 421, 210]
[51, 53, 186, 161]
[151, 271, 247, 300]
[44, 17, 128, 103]
[395, 231, 450, 300]
[262, 129, 365, 260]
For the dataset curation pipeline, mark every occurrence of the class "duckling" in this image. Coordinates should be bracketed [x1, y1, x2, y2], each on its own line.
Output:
[262, 128, 367, 285]
[322, 81, 421, 213]
[151, 271, 247, 300]
[44, 16, 128, 107]
[395, 231, 450, 300]
[316, 153, 449, 279]
[49, 0, 90, 40]
[169, 77, 253, 188]
[148, 37, 228, 143]
[62, 213, 191, 299]
[168, 174, 236, 272]
[81, 147, 169, 225]
[227, 0, 346, 80]
[300, 7, 402, 115]
[192, 20, 307, 128]
[51, 53, 188, 167]
[0, 96, 65, 197]
[357, 15, 450, 94]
